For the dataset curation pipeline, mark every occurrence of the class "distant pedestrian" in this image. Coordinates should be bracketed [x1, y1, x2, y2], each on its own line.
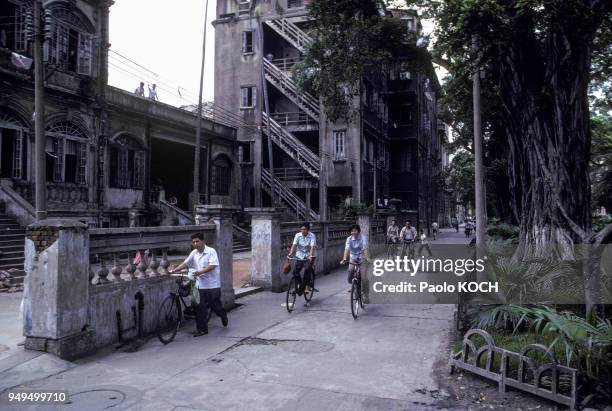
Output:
[266, 52, 274, 61]
[418, 229, 433, 258]
[431, 221, 438, 240]
[168, 233, 228, 336]
[134, 81, 145, 97]
[148, 83, 158, 101]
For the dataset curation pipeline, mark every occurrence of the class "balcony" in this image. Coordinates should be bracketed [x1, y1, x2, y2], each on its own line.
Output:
[270, 112, 318, 132]
[287, 0, 306, 8]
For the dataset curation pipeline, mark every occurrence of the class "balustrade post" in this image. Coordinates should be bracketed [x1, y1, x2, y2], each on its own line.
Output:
[23, 220, 94, 359]
[245, 207, 285, 292]
[159, 248, 170, 275]
[134, 250, 147, 279]
[148, 249, 160, 276]
[109, 253, 122, 282]
[195, 205, 241, 308]
[97, 255, 110, 284]
[124, 253, 136, 281]
[357, 213, 372, 304]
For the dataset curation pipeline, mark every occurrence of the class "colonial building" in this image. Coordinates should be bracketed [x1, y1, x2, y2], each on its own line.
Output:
[213, 0, 447, 226]
[0, 0, 238, 231]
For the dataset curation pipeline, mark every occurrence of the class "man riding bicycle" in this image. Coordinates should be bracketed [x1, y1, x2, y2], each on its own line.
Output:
[400, 221, 417, 258]
[340, 224, 371, 296]
[387, 218, 400, 244]
[287, 222, 317, 296]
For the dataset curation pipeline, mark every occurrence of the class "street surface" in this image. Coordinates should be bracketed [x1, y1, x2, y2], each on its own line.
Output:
[0, 230, 469, 410]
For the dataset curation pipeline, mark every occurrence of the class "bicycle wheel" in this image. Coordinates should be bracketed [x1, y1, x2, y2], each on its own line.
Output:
[286, 276, 297, 313]
[304, 272, 315, 303]
[157, 294, 181, 344]
[350, 279, 361, 319]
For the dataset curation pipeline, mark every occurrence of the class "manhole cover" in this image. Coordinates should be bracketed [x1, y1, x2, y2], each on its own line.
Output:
[63, 389, 126, 409]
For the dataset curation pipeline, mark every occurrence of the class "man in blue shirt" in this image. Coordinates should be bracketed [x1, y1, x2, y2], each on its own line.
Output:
[169, 233, 228, 337]
[287, 222, 317, 295]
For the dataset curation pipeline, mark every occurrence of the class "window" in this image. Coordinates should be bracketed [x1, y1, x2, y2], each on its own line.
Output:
[238, 1, 250, 15]
[0, 108, 27, 179]
[43, 4, 95, 76]
[0, 1, 26, 52]
[400, 147, 413, 172]
[333, 130, 346, 160]
[45, 122, 88, 184]
[401, 16, 416, 32]
[240, 86, 256, 108]
[242, 31, 253, 54]
[212, 155, 232, 196]
[288, 0, 304, 8]
[109, 135, 145, 189]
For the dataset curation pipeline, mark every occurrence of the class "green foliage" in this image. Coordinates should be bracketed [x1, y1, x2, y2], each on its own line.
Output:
[445, 150, 474, 208]
[471, 305, 612, 390]
[294, 0, 417, 121]
[591, 115, 612, 212]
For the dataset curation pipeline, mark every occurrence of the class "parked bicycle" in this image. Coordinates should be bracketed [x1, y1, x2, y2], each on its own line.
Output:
[285, 256, 316, 313]
[156, 274, 211, 344]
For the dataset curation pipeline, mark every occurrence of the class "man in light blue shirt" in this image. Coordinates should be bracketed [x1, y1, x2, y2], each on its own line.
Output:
[287, 222, 317, 295]
[340, 224, 371, 292]
[169, 233, 228, 336]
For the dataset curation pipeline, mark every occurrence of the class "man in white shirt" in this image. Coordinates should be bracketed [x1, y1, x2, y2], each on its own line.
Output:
[399, 221, 417, 258]
[169, 233, 228, 336]
[431, 221, 439, 240]
[148, 83, 159, 101]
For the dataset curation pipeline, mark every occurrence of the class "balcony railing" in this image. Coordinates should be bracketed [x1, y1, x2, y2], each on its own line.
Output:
[270, 57, 302, 73]
[270, 112, 317, 129]
[271, 167, 313, 181]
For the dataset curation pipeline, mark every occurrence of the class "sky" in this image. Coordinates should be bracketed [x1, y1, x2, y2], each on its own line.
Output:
[108, 0, 217, 107]
[108, 1, 441, 109]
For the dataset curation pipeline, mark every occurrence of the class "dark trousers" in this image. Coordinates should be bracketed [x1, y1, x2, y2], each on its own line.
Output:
[195, 287, 227, 332]
[293, 259, 314, 295]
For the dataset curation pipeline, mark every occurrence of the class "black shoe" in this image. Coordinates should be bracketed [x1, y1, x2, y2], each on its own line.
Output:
[222, 316, 228, 327]
[192, 330, 208, 337]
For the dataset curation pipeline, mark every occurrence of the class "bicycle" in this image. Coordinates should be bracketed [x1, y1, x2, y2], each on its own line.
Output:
[156, 274, 211, 344]
[386, 236, 399, 259]
[285, 256, 316, 313]
[342, 260, 365, 319]
[400, 239, 416, 259]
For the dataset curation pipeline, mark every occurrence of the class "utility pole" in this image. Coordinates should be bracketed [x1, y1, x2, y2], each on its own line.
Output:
[33, 0, 46, 220]
[193, 0, 209, 210]
[472, 36, 486, 259]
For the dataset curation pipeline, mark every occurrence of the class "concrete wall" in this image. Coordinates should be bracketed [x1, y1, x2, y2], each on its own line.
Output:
[88, 276, 176, 349]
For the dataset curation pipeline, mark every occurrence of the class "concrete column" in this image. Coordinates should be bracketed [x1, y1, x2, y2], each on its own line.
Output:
[23, 220, 93, 360]
[305, 188, 311, 217]
[195, 204, 240, 308]
[245, 207, 284, 292]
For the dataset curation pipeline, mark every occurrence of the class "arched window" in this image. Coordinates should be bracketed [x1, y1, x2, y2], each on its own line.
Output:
[109, 135, 145, 190]
[0, 107, 28, 179]
[211, 155, 232, 196]
[46, 121, 88, 184]
[44, 3, 95, 75]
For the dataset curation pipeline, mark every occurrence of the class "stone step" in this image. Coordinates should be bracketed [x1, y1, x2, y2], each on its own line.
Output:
[8, 270, 25, 285]
[0, 228, 25, 235]
[0, 257, 24, 269]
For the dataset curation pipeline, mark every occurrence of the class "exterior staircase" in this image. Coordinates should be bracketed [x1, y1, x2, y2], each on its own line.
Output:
[264, 17, 313, 53]
[262, 112, 320, 179]
[262, 168, 319, 221]
[0, 201, 26, 286]
[263, 58, 319, 121]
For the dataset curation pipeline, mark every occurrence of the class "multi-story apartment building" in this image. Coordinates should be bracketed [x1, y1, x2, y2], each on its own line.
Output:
[0, 0, 238, 230]
[213, 0, 447, 226]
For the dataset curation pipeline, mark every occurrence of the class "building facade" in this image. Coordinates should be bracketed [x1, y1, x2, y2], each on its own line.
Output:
[213, 0, 447, 228]
[0, 0, 238, 228]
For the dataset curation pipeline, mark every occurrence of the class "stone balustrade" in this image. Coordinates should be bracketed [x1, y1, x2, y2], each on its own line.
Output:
[88, 225, 216, 285]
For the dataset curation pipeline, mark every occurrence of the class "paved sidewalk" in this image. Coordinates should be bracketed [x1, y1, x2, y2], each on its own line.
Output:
[0, 231, 461, 411]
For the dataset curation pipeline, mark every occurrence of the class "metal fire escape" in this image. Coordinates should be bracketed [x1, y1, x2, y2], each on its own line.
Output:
[262, 16, 320, 220]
